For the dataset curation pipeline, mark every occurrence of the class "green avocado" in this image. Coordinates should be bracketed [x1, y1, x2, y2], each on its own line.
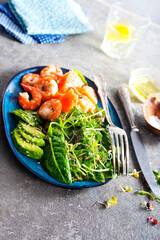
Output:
[17, 127, 45, 147]
[10, 109, 42, 127]
[12, 128, 44, 160]
[18, 121, 45, 139]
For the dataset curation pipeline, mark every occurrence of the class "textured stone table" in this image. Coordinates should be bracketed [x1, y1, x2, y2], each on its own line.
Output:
[0, 0, 160, 239]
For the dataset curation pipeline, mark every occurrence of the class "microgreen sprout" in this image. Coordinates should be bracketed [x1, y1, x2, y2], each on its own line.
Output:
[120, 185, 132, 192]
[94, 196, 117, 208]
[128, 169, 141, 178]
[48, 107, 114, 183]
[136, 190, 160, 202]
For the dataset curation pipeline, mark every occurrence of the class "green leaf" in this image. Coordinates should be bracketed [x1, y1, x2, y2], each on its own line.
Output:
[94, 167, 105, 182]
[41, 128, 72, 184]
[157, 178, 160, 185]
[153, 169, 160, 186]
[153, 169, 160, 178]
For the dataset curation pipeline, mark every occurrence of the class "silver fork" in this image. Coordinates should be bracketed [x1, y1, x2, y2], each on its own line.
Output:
[94, 76, 129, 175]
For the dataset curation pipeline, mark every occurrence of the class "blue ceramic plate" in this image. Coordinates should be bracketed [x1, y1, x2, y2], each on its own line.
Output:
[2, 66, 122, 188]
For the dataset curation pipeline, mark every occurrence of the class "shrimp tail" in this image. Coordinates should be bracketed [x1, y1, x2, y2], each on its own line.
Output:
[19, 83, 42, 111]
[21, 83, 32, 92]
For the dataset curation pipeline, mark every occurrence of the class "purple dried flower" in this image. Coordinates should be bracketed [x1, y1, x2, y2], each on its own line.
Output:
[147, 217, 153, 222]
[146, 202, 151, 209]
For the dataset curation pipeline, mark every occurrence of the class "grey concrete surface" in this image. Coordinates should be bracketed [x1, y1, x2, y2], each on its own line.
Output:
[104, 0, 160, 25]
[0, 0, 160, 239]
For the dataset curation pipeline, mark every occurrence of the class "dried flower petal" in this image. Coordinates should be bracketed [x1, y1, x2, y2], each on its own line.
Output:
[140, 201, 154, 211]
[153, 219, 158, 225]
[147, 217, 153, 222]
[147, 217, 158, 225]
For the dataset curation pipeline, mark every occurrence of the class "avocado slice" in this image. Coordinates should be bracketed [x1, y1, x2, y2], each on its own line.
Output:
[10, 109, 42, 127]
[12, 128, 44, 160]
[18, 121, 45, 139]
[17, 127, 45, 147]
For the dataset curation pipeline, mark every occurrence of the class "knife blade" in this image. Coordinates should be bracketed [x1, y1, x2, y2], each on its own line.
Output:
[118, 85, 160, 198]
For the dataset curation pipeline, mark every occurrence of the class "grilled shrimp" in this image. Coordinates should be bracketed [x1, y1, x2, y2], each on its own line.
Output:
[35, 77, 58, 102]
[40, 65, 63, 80]
[38, 99, 62, 121]
[21, 73, 40, 86]
[18, 84, 42, 110]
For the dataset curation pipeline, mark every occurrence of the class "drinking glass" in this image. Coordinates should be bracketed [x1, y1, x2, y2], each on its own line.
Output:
[101, 0, 150, 59]
[129, 68, 160, 102]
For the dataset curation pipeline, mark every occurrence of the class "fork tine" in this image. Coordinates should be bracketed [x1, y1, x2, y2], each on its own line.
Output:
[93, 75, 129, 176]
[119, 134, 125, 175]
[124, 132, 129, 175]
[110, 131, 116, 174]
[115, 133, 120, 175]
[110, 128, 129, 176]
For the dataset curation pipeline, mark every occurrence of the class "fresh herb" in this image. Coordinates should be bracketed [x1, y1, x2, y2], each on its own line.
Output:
[41, 107, 114, 183]
[153, 169, 160, 185]
[136, 190, 160, 202]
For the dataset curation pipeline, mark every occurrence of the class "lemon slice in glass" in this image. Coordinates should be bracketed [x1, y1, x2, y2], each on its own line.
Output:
[107, 21, 132, 43]
[130, 75, 160, 102]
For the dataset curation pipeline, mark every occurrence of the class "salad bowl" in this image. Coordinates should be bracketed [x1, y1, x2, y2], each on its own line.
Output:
[2, 66, 122, 188]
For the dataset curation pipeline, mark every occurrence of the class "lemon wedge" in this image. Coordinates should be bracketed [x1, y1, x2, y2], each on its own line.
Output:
[114, 24, 130, 39]
[130, 76, 160, 102]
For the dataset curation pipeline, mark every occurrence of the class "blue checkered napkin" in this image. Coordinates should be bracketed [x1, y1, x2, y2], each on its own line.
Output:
[33, 34, 64, 44]
[8, 0, 92, 35]
[0, 3, 36, 44]
[0, 3, 64, 44]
